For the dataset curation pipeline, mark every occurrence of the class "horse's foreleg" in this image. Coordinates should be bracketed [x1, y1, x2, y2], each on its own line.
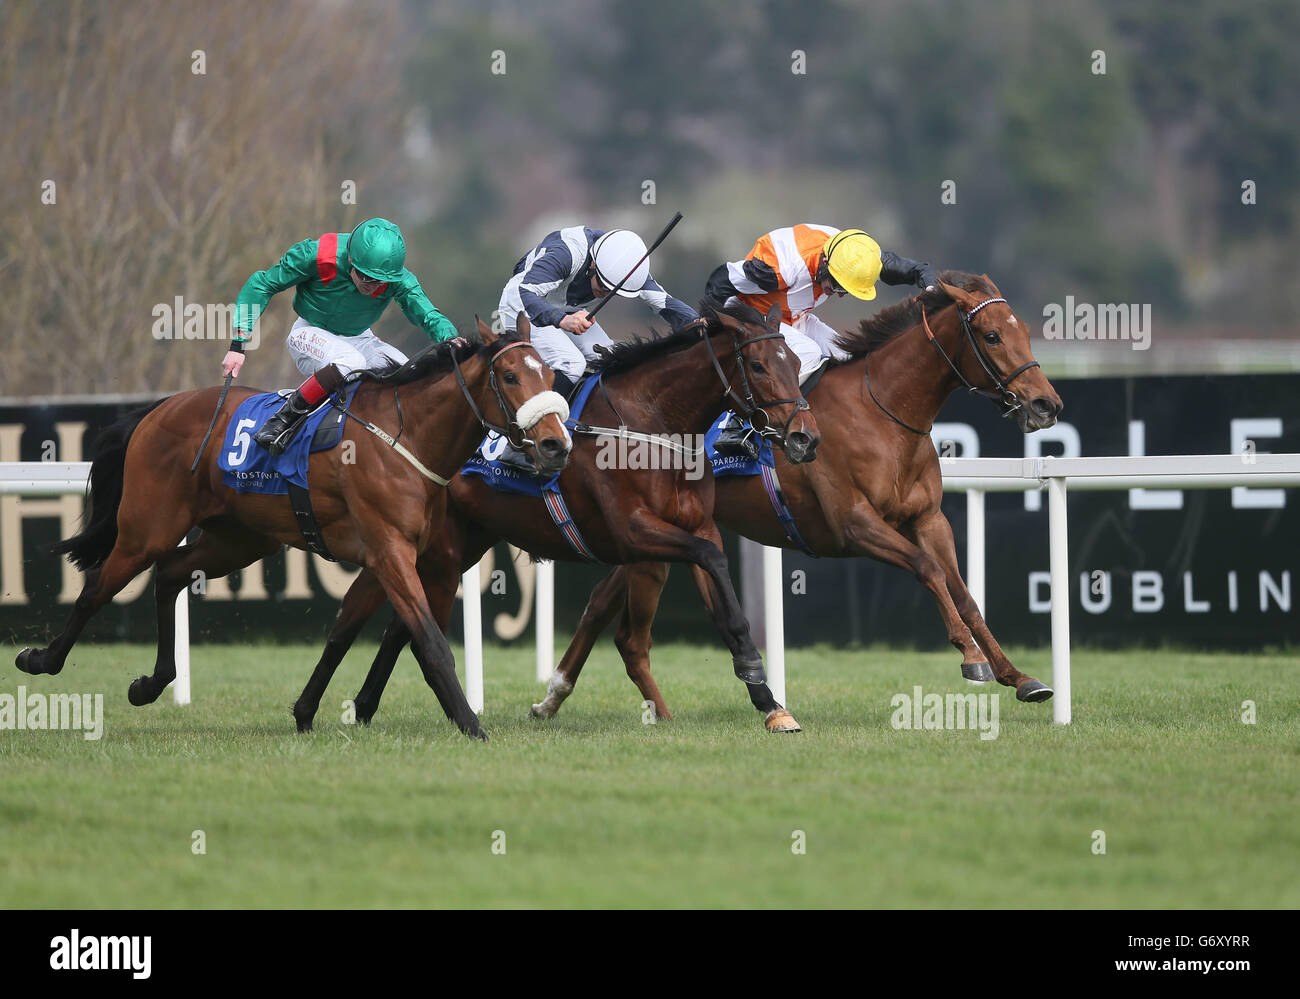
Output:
[910, 511, 1053, 702]
[132, 530, 278, 707]
[842, 504, 991, 675]
[530, 564, 631, 720]
[367, 540, 483, 739]
[612, 562, 674, 721]
[293, 568, 389, 732]
[624, 513, 789, 726]
[352, 615, 411, 725]
[354, 528, 483, 726]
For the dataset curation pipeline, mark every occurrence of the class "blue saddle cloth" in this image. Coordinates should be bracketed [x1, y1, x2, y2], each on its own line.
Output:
[460, 374, 602, 497]
[218, 382, 360, 495]
[704, 412, 774, 477]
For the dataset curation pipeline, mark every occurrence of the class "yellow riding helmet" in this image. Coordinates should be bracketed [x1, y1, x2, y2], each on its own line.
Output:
[823, 229, 882, 301]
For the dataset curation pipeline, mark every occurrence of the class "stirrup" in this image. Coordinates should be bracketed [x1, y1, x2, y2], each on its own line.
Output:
[713, 421, 761, 461]
[254, 399, 311, 456]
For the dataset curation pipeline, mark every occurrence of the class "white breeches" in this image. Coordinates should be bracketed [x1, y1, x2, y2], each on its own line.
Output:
[286, 317, 409, 378]
[781, 313, 851, 382]
[498, 278, 612, 381]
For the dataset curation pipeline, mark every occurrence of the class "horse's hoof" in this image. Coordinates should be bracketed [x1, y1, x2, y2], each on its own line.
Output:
[764, 708, 802, 733]
[15, 647, 37, 674]
[1017, 679, 1054, 702]
[529, 702, 553, 720]
[962, 661, 995, 683]
[294, 718, 313, 734]
[470, 727, 489, 742]
[127, 676, 153, 707]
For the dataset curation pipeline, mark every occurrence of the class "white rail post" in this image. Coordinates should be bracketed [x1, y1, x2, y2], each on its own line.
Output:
[1047, 476, 1072, 724]
[535, 559, 554, 682]
[172, 538, 190, 706]
[965, 489, 986, 616]
[462, 562, 483, 714]
[762, 545, 786, 706]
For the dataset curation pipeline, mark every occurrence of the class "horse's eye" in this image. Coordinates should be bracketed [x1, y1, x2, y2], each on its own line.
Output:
[750, 360, 765, 373]
[503, 371, 518, 384]
[983, 331, 1001, 345]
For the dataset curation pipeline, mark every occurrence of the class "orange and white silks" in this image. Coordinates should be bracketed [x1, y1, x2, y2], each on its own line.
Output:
[725, 223, 839, 324]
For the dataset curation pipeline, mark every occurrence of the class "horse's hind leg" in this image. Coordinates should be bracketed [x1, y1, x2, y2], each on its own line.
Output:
[530, 564, 633, 720]
[129, 530, 279, 707]
[293, 568, 388, 732]
[910, 510, 1052, 702]
[17, 514, 190, 678]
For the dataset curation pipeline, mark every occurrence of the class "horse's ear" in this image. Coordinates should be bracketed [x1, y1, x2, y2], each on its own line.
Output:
[715, 310, 741, 332]
[978, 273, 1001, 296]
[476, 315, 497, 344]
[939, 280, 976, 310]
[516, 312, 532, 341]
[764, 304, 782, 332]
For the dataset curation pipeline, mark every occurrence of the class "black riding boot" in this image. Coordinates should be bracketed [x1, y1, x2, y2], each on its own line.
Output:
[253, 391, 315, 456]
[712, 412, 760, 460]
[253, 364, 343, 456]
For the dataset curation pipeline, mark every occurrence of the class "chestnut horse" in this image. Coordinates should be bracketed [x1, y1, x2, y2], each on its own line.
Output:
[16, 319, 569, 739]
[289, 302, 821, 733]
[525, 273, 1064, 720]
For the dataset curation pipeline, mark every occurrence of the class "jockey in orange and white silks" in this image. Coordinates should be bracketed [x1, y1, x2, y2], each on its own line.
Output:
[499, 226, 698, 388]
[704, 224, 939, 383]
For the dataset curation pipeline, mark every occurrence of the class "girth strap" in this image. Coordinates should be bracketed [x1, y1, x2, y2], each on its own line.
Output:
[760, 462, 817, 557]
[286, 481, 337, 562]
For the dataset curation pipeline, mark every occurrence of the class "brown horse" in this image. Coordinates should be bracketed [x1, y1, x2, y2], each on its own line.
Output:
[524, 273, 1064, 720]
[16, 319, 569, 739]
[289, 302, 822, 733]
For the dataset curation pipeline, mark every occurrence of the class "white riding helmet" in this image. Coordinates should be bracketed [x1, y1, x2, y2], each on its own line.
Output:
[591, 229, 650, 298]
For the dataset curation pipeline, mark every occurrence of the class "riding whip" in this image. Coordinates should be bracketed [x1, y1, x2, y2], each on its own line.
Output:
[191, 373, 233, 473]
[585, 211, 684, 322]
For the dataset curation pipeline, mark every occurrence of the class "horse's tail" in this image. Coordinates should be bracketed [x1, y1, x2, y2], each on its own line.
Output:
[47, 399, 167, 572]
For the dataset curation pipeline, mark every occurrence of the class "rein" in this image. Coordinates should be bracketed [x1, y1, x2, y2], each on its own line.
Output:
[696, 318, 810, 446]
[335, 339, 561, 486]
[453, 340, 548, 448]
[866, 296, 1041, 435]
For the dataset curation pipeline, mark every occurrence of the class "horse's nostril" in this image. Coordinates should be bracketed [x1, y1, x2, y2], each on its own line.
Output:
[1032, 397, 1059, 417]
[538, 438, 565, 458]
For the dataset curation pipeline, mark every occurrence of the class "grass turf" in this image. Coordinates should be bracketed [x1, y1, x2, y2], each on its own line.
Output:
[1, 641, 1296, 908]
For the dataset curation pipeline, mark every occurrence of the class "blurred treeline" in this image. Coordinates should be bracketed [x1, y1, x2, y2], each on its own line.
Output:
[2, 0, 1297, 395]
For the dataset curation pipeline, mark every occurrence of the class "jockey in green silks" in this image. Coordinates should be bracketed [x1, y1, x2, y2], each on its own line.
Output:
[221, 217, 463, 455]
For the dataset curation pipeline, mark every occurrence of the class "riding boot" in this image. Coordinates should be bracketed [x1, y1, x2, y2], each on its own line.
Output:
[712, 412, 760, 460]
[253, 364, 343, 456]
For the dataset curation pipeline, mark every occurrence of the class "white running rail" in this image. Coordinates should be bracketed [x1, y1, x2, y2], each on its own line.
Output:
[11, 454, 1299, 724]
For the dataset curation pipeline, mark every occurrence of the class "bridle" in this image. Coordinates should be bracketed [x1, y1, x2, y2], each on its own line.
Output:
[452, 340, 549, 448]
[693, 317, 811, 446]
[921, 296, 1040, 418]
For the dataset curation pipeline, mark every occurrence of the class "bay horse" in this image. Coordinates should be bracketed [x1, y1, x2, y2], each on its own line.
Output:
[525, 273, 1064, 720]
[289, 302, 821, 734]
[16, 319, 569, 740]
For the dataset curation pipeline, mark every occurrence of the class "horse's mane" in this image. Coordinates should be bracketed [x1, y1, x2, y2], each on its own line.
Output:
[588, 300, 770, 376]
[832, 270, 997, 361]
[368, 333, 524, 386]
